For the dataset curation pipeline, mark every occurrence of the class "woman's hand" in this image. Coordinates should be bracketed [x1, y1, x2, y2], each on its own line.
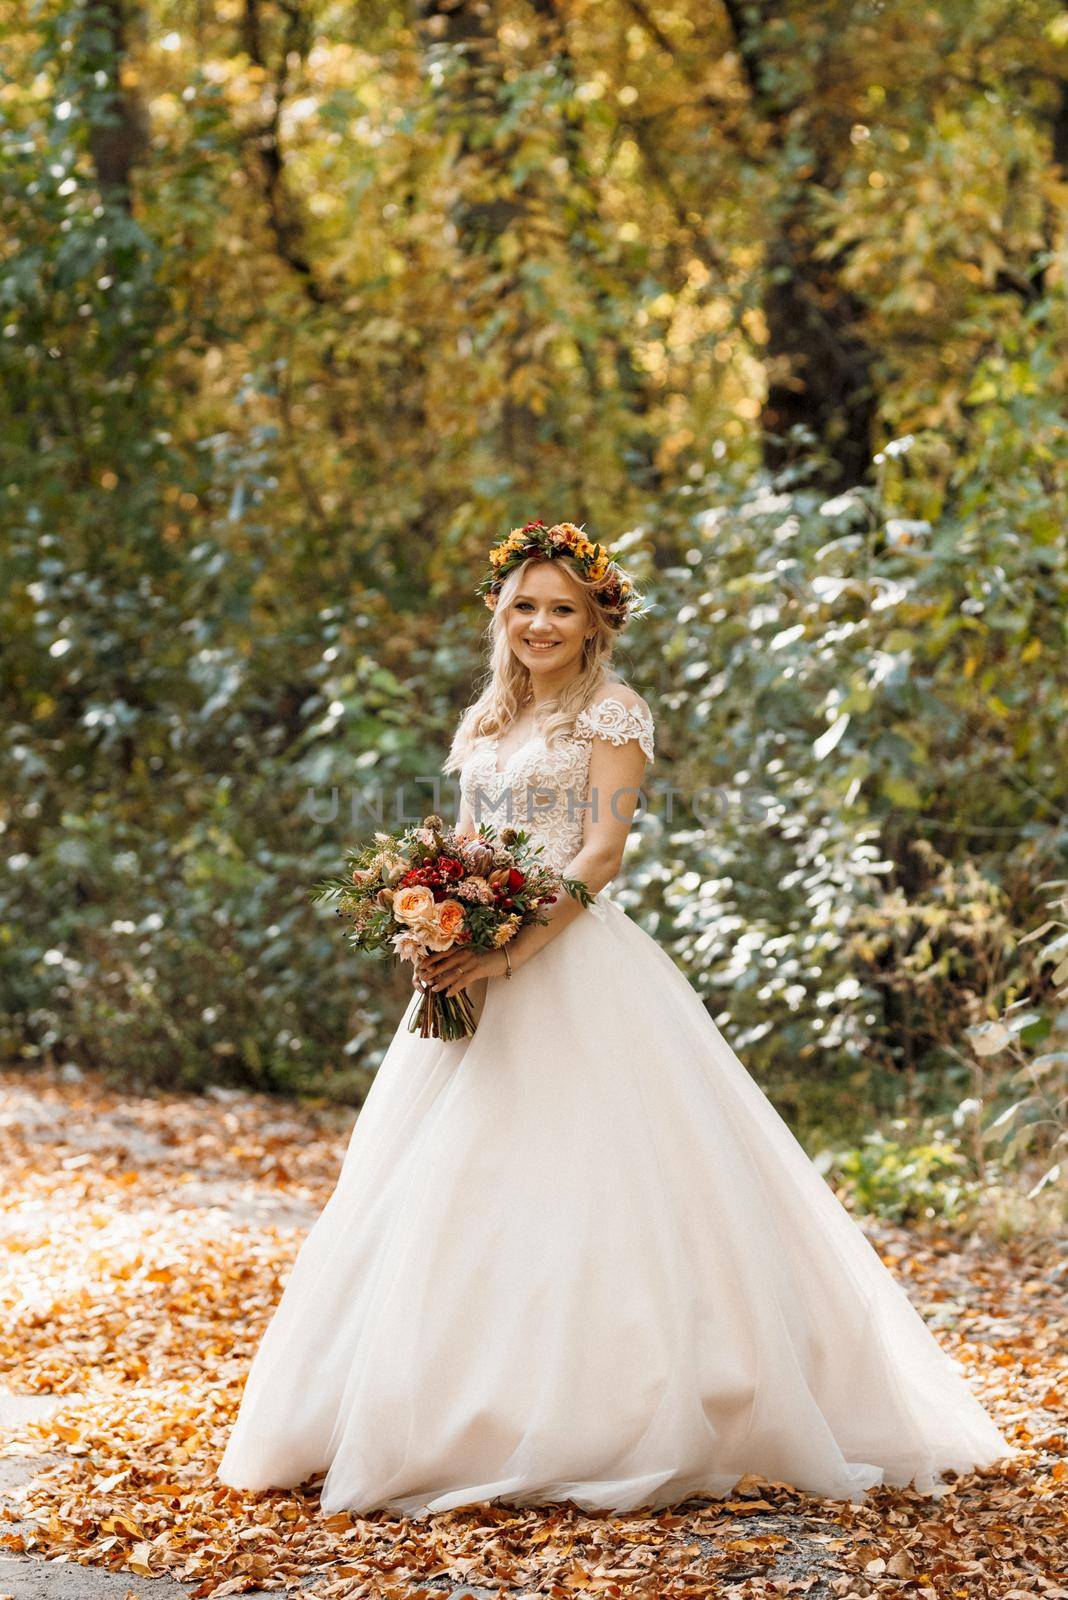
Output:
[412, 944, 508, 996]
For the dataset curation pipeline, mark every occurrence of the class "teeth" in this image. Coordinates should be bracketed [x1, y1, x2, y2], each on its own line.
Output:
[525, 640, 559, 649]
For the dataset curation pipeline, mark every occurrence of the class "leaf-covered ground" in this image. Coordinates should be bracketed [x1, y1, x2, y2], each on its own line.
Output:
[0, 1067, 1063, 1600]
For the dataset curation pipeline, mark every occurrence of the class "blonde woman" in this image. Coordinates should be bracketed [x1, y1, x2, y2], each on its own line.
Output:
[219, 520, 1017, 1519]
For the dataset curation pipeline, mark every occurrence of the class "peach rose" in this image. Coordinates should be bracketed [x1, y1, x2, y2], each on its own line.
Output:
[393, 884, 435, 924]
[436, 899, 466, 939]
[416, 914, 456, 953]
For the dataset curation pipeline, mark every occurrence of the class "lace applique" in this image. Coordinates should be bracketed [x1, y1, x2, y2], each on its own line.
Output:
[574, 697, 655, 762]
[457, 695, 655, 876]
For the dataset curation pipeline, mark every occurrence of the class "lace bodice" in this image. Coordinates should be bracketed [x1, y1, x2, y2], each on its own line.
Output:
[458, 695, 655, 874]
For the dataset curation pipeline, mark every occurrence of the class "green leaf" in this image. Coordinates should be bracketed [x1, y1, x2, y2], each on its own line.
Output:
[813, 713, 850, 761]
[966, 1021, 1012, 1057]
[1026, 1163, 1061, 1199]
[882, 772, 923, 809]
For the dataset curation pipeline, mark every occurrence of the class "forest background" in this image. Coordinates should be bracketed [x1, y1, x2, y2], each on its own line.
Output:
[2, 0, 1067, 1235]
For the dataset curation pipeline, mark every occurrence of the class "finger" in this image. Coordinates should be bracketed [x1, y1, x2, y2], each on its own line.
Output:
[433, 962, 474, 992]
[430, 951, 466, 974]
[428, 948, 465, 971]
[449, 964, 479, 993]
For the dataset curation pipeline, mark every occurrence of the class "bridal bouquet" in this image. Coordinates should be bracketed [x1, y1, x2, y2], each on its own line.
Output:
[312, 816, 593, 1040]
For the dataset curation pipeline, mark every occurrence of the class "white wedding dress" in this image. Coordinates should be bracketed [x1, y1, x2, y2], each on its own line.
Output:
[218, 695, 1017, 1516]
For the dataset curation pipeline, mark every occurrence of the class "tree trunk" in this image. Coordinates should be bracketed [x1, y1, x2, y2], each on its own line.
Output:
[722, 0, 879, 489]
[85, 0, 149, 211]
[417, 0, 544, 471]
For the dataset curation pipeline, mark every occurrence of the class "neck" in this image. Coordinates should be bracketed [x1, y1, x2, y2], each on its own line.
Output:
[525, 667, 585, 709]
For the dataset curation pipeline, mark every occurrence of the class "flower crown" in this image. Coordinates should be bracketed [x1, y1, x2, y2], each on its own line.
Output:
[475, 519, 644, 631]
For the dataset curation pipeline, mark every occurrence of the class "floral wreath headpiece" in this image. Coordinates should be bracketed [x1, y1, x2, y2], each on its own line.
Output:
[475, 520, 646, 632]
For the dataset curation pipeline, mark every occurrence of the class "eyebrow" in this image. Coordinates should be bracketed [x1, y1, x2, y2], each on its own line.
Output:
[512, 593, 577, 604]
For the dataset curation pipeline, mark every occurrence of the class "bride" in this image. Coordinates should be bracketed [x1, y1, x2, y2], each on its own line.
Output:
[217, 519, 1017, 1517]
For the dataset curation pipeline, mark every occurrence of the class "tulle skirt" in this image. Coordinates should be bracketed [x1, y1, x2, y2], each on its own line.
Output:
[217, 891, 1017, 1516]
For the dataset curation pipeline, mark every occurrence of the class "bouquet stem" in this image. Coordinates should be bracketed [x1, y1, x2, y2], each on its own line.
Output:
[409, 981, 480, 1041]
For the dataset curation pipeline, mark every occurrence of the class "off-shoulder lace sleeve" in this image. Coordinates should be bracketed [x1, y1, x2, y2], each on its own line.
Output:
[574, 696, 655, 762]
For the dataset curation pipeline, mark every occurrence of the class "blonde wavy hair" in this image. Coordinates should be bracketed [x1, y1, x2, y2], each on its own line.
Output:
[442, 554, 637, 775]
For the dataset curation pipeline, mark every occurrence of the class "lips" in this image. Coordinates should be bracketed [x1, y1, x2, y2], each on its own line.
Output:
[524, 640, 560, 651]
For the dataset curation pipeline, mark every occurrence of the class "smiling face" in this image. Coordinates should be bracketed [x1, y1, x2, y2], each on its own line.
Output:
[502, 560, 595, 689]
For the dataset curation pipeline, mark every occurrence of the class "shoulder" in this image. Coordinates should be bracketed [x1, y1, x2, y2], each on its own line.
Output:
[574, 686, 654, 761]
[581, 684, 652, 724]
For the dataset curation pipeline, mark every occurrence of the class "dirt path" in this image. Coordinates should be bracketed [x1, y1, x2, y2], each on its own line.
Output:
[0, 1067, 1061, 1599]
